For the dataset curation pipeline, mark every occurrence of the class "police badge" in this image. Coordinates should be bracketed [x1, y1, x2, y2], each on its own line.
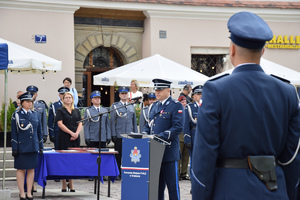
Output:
[130, 146, 141, 164]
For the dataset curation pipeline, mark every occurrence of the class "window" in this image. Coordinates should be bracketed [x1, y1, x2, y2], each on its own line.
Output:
[84, 46, 123, 68]
[191, 54, 225, 77]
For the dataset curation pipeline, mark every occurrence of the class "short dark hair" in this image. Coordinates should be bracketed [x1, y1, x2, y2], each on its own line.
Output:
[143, 93, 149, 102]
[183, 84, 191, 91]
[63, 77, 72, 84]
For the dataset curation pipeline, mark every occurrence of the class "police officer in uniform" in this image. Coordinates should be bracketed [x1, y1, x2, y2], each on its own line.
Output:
[192, 12, 300, 200]
[139, 93, 149, 133]
[139, 92, 156, 133]
[111, 86, 138, 179]
[183, 85, 202, 193]
[144, 79, 184, 200]
[184, 85, 202, 157]
[48, 87, 70, 150]
[11, 92, 43, 200]
[26, 85, 48, 143]
[84, 90, 111, 148]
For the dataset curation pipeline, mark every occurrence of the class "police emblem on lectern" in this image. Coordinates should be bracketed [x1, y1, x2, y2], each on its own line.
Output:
[130, 146, 141, 164]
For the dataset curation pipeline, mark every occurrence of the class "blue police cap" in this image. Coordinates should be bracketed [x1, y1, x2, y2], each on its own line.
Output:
[90, 90, 101, 99]
[148, 92, 156, 99]
[192, 85, 203, 94]
[152, 78, 172, 90]
[18, 92, 34, 101]
[228, 11, 273, 49]
[118, 86, 129, 93]
[58, 87, 70, 94]
[26, 85, 38, 93]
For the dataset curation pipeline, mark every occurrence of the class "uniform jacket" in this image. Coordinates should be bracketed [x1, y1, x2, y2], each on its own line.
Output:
[139, 105, 149, 133]
[34, 101, 47, 136]
[48, 100, 62, 137]
[183, 102, 199, 145]
[110, 101, 138, 138]
[84, 106, 111, 142]
[192, 64, 300, 200]
[11, 109, 43, 153]
[144, 96, 184, 162]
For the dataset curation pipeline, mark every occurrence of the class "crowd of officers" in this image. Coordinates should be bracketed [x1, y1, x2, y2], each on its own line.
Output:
[11, 74, 201, 199]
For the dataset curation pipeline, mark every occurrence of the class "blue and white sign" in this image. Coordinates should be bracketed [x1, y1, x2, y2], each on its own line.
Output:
[35, 35, 47, 44]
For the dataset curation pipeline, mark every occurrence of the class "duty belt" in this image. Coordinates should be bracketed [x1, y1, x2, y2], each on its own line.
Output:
[216, 157, 278, 169]
[216, 156, 279, 191]
[216, 158, 249, 168]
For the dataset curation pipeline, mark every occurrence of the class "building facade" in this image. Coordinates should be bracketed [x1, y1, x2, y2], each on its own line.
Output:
[0, 0, 299, 107]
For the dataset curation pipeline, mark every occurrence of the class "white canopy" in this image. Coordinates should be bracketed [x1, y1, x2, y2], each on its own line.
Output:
[210, 58, 300, 85]
[0, 38, 62, 73]
[93, 54, 208, 88]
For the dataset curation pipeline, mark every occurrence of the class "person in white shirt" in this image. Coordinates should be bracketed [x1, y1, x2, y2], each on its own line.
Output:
[63, 77, 79, 108]
[128, 79, 143, 102]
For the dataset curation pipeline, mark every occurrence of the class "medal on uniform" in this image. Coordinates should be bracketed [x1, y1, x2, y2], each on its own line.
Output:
[120, 112, 122, 115]
[195, 118, 197, 121]
[21, 124, 24, 127]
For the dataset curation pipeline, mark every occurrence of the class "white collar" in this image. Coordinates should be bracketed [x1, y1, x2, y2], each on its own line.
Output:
[161, 95, 170, 105]
[22, 108, 31, 114]
[235, 63, 256, 68]
[93, 105, 101, 110]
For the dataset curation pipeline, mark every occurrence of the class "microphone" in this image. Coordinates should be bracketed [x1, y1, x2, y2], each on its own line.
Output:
[131, 96, 142, 103]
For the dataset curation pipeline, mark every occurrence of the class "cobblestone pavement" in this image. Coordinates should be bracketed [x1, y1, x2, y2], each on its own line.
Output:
[3, 178, 192, 199]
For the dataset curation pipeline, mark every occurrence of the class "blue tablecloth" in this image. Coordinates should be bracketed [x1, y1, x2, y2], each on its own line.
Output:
[34, 151, 119, 187]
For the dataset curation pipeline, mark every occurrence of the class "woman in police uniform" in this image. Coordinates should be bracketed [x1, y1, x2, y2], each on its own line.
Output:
[11, 92, 43, 200]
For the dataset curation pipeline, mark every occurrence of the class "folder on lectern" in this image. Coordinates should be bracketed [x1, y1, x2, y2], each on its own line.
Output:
[121, 134, 166, 200]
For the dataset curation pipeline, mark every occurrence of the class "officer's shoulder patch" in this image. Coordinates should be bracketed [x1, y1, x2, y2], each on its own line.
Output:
[270, 74, 290, 83]
[208, 73, 230, 81]
[172, 99, 179, 103]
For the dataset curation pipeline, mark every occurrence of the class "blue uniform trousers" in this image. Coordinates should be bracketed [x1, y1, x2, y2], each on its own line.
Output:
[159, 161, 180, 200]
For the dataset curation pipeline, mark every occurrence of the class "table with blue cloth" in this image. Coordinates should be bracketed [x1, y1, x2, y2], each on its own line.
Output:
[34, 150, 119, 198]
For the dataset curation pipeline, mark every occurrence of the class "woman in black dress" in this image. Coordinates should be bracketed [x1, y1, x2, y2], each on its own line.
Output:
[55, 92, 82, 192]
[11, 92, 43, 200]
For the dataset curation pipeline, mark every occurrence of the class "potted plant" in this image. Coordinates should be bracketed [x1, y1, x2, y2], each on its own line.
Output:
[0, 99, 16, 147]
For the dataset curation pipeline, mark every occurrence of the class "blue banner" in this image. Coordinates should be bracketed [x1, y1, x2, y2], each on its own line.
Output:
[0, 43, 8, 70]
[121, 138, 150, 200]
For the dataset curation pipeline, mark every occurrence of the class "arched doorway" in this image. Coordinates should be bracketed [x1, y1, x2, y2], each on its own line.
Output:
[82, 46, 123, 107]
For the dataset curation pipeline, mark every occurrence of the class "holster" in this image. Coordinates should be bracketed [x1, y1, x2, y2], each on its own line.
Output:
[247, 155, 278, 191]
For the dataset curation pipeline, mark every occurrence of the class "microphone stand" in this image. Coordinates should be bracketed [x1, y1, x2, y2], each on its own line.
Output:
[77, 99, 139, 200]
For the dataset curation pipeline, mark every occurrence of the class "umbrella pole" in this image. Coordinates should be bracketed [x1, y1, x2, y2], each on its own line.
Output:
[2, 69, 8, 190]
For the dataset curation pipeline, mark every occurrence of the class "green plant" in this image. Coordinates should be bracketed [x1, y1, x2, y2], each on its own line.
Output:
[135, 104, 141, 126]
[0, 99, 16, 132]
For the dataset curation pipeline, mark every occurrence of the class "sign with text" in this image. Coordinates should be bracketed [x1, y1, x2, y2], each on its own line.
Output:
[266, 35, 300, 49]
[121, 138, 150, 200]
[35, 35, 47, 44]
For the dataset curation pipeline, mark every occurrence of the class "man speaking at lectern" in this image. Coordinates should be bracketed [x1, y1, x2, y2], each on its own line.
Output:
[144, 78, 184, 200]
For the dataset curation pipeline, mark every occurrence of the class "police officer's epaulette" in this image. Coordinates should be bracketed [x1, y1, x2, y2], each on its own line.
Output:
[31, 109, 37, 113]
[208, 73, 230, 81]
[172, 98, 179, 103]
[270, 74, 290, 83]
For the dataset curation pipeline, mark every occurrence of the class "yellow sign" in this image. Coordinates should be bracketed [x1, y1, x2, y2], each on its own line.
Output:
[265, 35, 300, 49]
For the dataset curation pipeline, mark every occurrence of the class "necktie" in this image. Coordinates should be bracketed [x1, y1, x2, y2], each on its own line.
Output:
[157, 102, 162, 112]
[97, 108, 100, 112]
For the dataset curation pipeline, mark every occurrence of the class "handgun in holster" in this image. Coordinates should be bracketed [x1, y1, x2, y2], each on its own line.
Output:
[247, 155, 278, 191]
